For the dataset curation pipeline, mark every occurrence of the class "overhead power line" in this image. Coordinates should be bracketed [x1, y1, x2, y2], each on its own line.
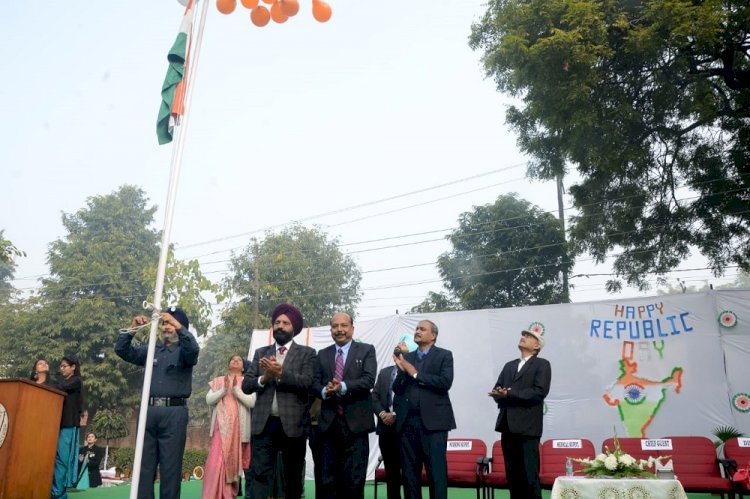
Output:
[10, 176, 749, 290]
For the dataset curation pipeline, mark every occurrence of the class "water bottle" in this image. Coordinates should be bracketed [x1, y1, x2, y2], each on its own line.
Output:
[565, 457, 574, 476]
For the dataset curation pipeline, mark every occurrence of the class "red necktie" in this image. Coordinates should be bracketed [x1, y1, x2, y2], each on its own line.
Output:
[278, 346, 287, 355]
[335, 348, 344, 415]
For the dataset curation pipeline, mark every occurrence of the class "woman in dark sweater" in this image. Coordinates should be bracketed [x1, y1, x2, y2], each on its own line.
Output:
[50, 354, 84, 499]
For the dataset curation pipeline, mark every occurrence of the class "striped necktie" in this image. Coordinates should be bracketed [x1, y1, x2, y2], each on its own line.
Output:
[335, 348, 344, 415]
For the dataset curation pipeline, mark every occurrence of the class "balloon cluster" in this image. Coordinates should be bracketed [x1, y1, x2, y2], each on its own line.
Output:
[216, 0, 332, 26]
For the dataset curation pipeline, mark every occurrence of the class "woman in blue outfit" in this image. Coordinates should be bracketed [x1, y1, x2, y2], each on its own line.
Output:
[50, 355, 84, 499]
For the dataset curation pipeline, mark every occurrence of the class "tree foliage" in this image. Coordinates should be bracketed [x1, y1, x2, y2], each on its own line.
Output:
[0, 185, 217, 415]
[91, 408, 130, 442]
[0, 230, 25, 266]
[221, 224, 362, 329]
[657, 279, 711, 295]
[0, 230, 22, 301]
[409, 291, 460, 313]
[91, 408, 130, 469]
[437, 193, 570, 309]
[144, 252, 221, 336]
[470, 0, 750, 291]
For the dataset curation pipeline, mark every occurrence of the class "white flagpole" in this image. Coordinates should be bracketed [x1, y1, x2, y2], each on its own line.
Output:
[129, 0, 210, 497]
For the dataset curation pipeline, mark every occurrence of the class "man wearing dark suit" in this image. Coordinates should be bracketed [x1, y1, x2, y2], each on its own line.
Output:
[489, 329, 551, 499]
[393, 320, 456, 499]
[313, 312, 377, 499]
[373, 342, 409, 499]
[242, 303, 316, 499]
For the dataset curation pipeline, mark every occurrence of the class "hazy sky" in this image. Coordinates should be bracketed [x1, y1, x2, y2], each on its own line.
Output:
[1, 1, 735, 326]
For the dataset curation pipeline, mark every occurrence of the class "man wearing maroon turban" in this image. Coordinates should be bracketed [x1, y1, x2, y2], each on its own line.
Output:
[242, 303, 317, 499]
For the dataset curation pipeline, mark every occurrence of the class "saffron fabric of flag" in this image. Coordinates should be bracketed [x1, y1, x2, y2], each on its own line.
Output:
[156, 0, 194, 145]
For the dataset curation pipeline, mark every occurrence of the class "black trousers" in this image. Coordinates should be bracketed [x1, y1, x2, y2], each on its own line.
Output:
[501, 433, 541, 499]
[309, 424, 323, 498]
[88, 469, 102, 488]
[399, 413, 448, 499]
[318, 415, 368, 499]
[249, 416, 307, 499]
[138, 405, 189, 499]
[379, 427, 403, 499]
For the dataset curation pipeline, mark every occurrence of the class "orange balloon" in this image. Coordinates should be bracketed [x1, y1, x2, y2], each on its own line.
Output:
[280, 0, 299, 16]
[250, 5, 271, 26]
[270, 1, 289, 23]
[216, 0, 237, 14]
[312, 0, 332, 22]
[241, 0, 259, 8]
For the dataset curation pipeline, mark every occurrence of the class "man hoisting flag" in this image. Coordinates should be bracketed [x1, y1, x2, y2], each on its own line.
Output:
[156, 0, 195, 145]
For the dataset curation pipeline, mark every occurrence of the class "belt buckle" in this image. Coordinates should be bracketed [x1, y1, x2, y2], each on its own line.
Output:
[152, 397, 167, 407]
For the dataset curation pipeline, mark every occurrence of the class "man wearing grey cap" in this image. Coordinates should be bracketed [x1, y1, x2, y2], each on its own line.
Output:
[488, 329, 551, 499]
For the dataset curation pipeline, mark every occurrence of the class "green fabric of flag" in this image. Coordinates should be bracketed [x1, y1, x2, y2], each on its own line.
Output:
[156, 32, 187, 145]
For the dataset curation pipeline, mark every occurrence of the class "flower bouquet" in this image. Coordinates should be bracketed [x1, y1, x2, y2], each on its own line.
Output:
[575, 432, 670, 479]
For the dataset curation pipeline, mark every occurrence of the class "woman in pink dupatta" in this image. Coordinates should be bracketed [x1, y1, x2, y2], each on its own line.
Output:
[202, 355, 256, 499]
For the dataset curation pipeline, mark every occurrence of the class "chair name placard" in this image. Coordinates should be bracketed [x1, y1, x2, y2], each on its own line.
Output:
[641, 438, 673, 450]
[738, 437, 750, 447]
[447, 440, 473, 451]
[552, 439, 583, 449]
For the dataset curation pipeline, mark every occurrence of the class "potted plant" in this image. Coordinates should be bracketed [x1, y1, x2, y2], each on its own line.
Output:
[712, 425, 745, 458]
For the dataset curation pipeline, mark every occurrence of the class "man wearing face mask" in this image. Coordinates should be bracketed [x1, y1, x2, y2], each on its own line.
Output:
[242, 303, 316, 499]
[115, 306, 199, 499]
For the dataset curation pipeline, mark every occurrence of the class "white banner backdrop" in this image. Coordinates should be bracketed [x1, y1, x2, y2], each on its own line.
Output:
[246, 289, 750, 479]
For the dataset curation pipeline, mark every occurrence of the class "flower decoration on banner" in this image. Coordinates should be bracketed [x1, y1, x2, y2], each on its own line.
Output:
[733, 393, 750, 413]
[574, 428, 669, 479]
[527, 321, 545, 336]
[215, 0, 332, 26]
[718, 310, 738, 328]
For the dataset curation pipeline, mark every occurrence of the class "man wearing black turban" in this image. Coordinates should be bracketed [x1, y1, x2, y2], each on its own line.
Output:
[242, 303, 317, 499]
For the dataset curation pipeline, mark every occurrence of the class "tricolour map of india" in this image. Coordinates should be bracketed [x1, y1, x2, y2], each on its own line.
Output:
[603, 340, 683, 437]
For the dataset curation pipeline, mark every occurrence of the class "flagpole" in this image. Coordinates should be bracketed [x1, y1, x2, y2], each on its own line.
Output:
[129, 0, 210, 497]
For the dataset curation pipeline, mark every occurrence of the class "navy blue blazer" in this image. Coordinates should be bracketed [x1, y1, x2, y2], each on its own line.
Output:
[393, 345, 456, 432]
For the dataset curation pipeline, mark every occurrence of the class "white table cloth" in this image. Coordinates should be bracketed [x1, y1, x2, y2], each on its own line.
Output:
[551, 476, 688, 499]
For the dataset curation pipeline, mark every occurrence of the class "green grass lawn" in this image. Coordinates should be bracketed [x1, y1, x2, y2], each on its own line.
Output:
[70, 480, 726, 498]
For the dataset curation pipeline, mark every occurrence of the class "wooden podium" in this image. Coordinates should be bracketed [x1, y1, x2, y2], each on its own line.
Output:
[0, 379, 65, 499]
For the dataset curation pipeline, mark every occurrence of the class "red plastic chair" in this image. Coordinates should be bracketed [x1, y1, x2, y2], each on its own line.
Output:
[539, 438, 596, 488]
[445, 438, 487, 499]
[481, 440, 508, 499]
[661, 436, 731, 497]
[722, 437, 750, 498]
